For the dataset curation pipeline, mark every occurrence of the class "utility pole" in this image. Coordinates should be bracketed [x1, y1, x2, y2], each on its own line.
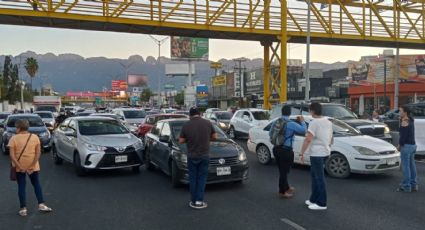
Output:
[149, 35, 169, 107]
[20, 81, 25, 110]
[305, 0, 311, 101]
[233, 58, 247, 108]
[384, 57, 387, 109]
[394, 48, 400, 109]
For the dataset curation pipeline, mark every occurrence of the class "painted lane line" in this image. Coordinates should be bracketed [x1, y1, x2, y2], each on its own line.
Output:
[281, 218, 307, 230]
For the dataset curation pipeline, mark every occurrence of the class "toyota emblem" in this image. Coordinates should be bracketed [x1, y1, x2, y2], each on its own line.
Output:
[218, 158, 226, 165]
[117, 147, 126, 153]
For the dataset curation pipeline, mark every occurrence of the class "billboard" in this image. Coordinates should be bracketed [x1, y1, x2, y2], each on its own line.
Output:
[195, 85, 209, 107]
[171, 36, 209, 61]
[212, 75, 226, 87]
[244, 69, 263, 95]
[127, 74, 148, 87]
[349, 55, 425, 86]
[165, 63, 195, 76]
[112, 80, 128, 90]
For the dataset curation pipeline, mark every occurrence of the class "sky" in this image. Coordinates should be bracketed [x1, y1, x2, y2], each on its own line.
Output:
[0, 25, 424, 63]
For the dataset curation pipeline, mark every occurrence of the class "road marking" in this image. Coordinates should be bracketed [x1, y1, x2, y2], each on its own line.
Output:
[281, 218, 306, 230]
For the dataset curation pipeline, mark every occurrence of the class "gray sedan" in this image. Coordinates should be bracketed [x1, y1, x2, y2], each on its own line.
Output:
[52, 116, 144, 176]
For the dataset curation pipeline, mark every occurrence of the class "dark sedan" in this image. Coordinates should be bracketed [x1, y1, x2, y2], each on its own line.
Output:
[144, 119, 249, 187]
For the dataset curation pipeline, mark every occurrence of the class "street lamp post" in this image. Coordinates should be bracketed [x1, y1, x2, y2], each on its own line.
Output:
[149, 35, 169, 107]
[21, 81, 25, 110]
[305, 0, 311, 101]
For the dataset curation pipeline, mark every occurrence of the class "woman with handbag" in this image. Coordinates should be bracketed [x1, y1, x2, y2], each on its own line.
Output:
[9, 119, 53, 217]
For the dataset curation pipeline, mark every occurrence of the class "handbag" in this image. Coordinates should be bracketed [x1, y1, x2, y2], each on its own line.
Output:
[10, 134, 32, 181]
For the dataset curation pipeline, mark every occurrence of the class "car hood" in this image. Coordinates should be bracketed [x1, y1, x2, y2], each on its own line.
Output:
[80, 133, 138, 147]
[6, 126, 48, 134]
[342, 119, 385, 127]
[41, 118, 54, 123]
[176, 139, 239, 158]
[337, 135, 397, 152]
[217, 119, 230, 124]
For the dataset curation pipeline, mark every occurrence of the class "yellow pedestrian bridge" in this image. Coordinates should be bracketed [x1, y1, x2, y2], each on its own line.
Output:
[0, 0, 424, 108]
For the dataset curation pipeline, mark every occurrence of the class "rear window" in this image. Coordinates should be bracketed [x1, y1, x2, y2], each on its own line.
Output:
[36, 106, 57, 113]
[35, 113, 53, 119]
[252, 111, 270, 120]
[7, 116, 44, 127]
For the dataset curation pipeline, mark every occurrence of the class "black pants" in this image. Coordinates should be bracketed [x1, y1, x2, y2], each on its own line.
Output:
[273, 146, 294, 193]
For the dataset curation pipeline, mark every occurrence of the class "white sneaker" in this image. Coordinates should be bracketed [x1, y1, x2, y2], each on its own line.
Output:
[305, 200, 314, 206]
[308, 204, 327, 210]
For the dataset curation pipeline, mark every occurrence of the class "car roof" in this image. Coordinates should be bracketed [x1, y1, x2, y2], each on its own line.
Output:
[114, 108, 144, 111]
[34, 111, 53, 114]
[159, 118, 189, 123]
[238, 108, 267, 112]
[8, 114, 40, 118]
[147, 113, 186, 117]
[89, 113, 116, 116]
[69, 116, 116, 121]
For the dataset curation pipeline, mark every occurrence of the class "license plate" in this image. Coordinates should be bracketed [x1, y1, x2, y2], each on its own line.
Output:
[216, 167, 231, 176]
[115, 155, 128, 163]
[387, 158, 397, 165]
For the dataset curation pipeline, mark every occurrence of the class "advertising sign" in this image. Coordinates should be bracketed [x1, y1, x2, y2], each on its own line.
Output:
[132, 87, 143, 93]
[195, 85, 209, 107]
[244, 69, 263, 95]
[127, 74, 148, 87]
[111, 80, 128, 90]
[171, 36, 209, 61]
[212, 75, 226, 87]
[164, 84, 175, 90]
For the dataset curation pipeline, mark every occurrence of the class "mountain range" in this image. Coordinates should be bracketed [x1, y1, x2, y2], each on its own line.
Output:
[0, 51, 351, 94]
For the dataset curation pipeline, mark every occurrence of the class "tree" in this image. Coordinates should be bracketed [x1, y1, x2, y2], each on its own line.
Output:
[140, 88, 154, 102]
[2, 56, 12, 100]
[7, 64, 19, 103]
[175, 90, 184, 106]
[24, 57, 39, 91]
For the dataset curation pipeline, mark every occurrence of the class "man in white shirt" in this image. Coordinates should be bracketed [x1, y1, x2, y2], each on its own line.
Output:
[300, 102, 333, 210]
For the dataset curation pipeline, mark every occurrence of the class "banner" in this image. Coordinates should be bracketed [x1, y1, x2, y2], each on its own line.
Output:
[195, 85, 209, 107]
[212, 75, 226, 87]
[244, 69, 263, 95]
[112, 80, 128, 90]
[171, 36, 209, 61]
[127, 74, 148, 87]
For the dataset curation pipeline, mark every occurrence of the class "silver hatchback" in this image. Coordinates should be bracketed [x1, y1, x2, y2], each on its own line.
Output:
[52, 116, 144, 176]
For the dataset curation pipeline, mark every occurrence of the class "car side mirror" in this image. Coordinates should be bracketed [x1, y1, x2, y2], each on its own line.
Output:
[64, 130, 76, 137]
[159, 135, 170, 143]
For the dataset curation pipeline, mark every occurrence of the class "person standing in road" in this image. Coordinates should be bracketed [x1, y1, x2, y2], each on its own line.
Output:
[9, 119, 53, 216]
[269, 105, 307, 198]
[179, 107, 217, 209]
[300, 102, 333, 211]
[397, 105, 418, 192]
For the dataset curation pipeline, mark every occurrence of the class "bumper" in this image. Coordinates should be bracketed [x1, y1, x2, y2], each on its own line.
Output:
[178, 162, 249, 184]
[82, 149, 144, 170]
[351, 155, 400, 174]
[40, 138, 52, 149]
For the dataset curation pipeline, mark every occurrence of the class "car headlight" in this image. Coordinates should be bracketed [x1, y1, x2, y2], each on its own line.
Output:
[219, 122, 227, 128]
[236, 144, 247, 161]
[133, 140, 143, 150]
[353, 146, 378, 155]
[39, 131, 50, 138]
[384, 126, 390, 134]
[84, 143, 107, 151]
[174, 151, 187, 164]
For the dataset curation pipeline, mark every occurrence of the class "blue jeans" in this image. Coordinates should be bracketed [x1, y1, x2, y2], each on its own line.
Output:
[16, 172, 44, 208]
[188, 157, 209, 203]
[400, 144, 417, 191]
[309, 157, 327, 207]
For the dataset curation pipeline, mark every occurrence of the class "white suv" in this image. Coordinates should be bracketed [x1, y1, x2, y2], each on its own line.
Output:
[229, 109, 270, 139]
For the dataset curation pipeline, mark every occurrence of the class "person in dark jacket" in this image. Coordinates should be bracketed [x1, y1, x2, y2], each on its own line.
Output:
[397, 105, 418, 192]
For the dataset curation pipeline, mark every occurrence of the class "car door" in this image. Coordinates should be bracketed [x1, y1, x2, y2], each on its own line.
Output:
[147, 122, 163, 166]
[157, 122, 173, 171]
[55, 119, 71, 159]
[241, 111, 252, 134]
[61, 119, 78, 161]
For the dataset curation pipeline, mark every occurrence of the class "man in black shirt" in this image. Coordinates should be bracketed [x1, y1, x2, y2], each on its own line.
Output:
[179, 107, 217, 209]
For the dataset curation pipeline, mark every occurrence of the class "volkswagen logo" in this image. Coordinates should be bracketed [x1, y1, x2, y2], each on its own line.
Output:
[117, 147, 126, 153]
[218, 158, 226, 165]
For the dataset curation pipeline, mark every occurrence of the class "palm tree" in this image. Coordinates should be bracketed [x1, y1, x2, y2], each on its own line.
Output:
[24, 57, 39, 92]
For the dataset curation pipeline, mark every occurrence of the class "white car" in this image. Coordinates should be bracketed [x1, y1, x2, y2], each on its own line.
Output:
[112, 108, 147, 134]
[247, 116, 400, 178]
[229, 108, 270, 139]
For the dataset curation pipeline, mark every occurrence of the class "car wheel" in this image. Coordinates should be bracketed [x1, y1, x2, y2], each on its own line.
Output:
[52, 145, 63, 165]
[325, 153, 351, 179]
[144, 149, 155, 171]
[171, 160, 182, 188]
[73, 153, 87, 177]
[132, 166, 140, 173]
[229, 126, 237, 139]
[256, 145, 271, 165]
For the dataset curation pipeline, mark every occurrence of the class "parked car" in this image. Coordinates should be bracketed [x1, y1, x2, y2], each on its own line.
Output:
[247, 116, 400, 178]
[1, 114, 52, 154]
[137, 114, 187, 139]
[205, 111, 233, 132]
[228, 108, 270, 139]
[144, 118, 249, 187]
[271, 103, 392, 142]
[34, 111, 55, 131]
[52, 117, 144, 176]
[112, 108, 147, 134]
[203, 108, 220, 118]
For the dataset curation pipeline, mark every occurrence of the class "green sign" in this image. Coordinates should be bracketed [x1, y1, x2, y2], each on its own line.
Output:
[170, 36, 209, 61]
[164, 84, 175, 90]
[95, 97, 102, 105]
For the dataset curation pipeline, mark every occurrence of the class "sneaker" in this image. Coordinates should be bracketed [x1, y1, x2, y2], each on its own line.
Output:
[305, 200, 314, 206]
[308, 204, 327, 210]
[279, 192, 293, 199]
[412, 185, 419, 192]
[396, 187, 412, 192]
[287, 187, 295, 193]
[195, 201, 208, 209]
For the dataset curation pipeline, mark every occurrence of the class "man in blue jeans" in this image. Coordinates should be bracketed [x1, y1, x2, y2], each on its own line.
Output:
[179, 107, 217, 209]
[300, 102, 333, 211]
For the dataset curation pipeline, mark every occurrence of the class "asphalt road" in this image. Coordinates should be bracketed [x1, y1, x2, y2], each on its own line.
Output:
[1, 140, 424, 230]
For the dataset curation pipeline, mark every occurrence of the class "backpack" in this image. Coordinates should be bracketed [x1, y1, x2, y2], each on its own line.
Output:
[270, 118, 288, 146]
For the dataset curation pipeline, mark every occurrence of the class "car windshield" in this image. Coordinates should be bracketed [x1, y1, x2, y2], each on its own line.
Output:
[36, 106, 57, 113]
[7, 116, 45, 127]
[322, 105, 357, 120]
[123, 110, 146, 119]
[252, 111, 270, 120]
[171, 122, 227, 141]
[331, 119, 361, 136]
[78, 120, 129, 135]
[35, 113, 53, 119]
[409, 104, 425, 117]
[215, 112, 232, 120]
